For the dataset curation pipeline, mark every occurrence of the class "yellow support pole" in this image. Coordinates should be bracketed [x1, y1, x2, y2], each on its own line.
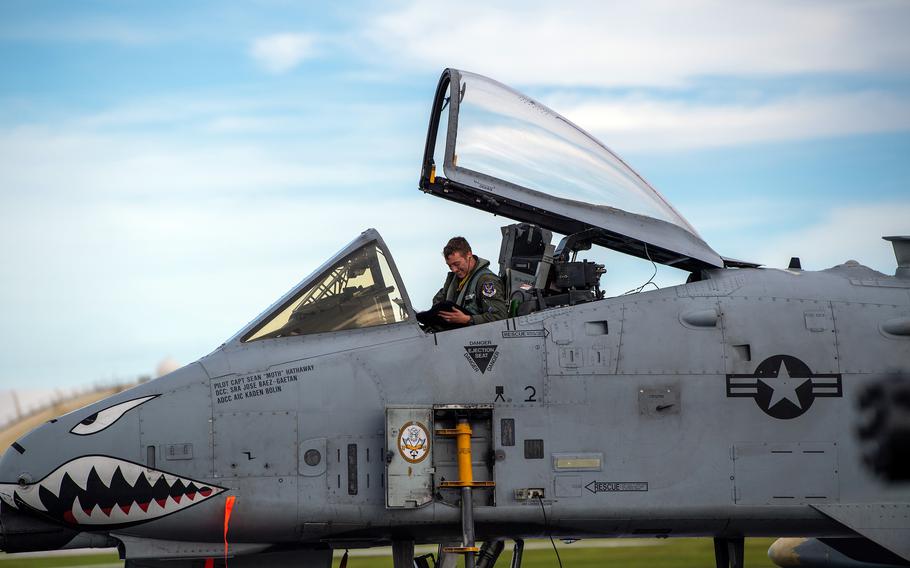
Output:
[436, 416, 496, 566]
[455, 419, 473, 484]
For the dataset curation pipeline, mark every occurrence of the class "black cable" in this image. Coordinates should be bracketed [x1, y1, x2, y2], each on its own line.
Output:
[623, 242, 660, 295]
[537, 495, 564, 568]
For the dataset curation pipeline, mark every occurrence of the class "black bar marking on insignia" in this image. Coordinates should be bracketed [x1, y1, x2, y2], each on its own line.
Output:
[337, 448, 341, 462]
[805, 496, 827, 499]
[337, 474, 341, 488]
[811, 377, 843, 397]
[501, 419, 515, 447]
[11, 442, 25, 454]
[366, 473, 370, 489]
[726, 376, 761, 397]
[771, 450, 793, 454]
[803, 450, 826, 454]
[502, 329, 546, 339]
[347, 443, 358, 495]
[366, 447, 370, 462]
[524, 439, 544, 459]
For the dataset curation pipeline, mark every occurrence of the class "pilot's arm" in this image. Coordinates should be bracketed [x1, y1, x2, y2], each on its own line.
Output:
[471, 274, 508, 324]
[432, 271, 456, 307]
[432, 286, 446, 306]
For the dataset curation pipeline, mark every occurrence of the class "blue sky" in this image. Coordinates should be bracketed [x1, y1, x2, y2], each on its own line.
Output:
[0, 0, 908, 390]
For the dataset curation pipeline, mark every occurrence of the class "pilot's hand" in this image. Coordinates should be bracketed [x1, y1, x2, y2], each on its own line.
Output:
[439, 309, 471, 325]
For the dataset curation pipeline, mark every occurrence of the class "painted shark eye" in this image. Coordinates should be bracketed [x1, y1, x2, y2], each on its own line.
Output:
[70, 396, 158, 435]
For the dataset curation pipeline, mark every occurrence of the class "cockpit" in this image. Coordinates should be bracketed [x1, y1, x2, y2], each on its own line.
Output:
[237, 68, 738, 342]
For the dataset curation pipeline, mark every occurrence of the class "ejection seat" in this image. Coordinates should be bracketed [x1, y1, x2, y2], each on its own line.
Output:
[497, 223, 554, 302]
[497, 222, 606, 316]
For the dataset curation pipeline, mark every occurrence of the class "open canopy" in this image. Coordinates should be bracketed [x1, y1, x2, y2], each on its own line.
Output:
[419, 69, 725, 272]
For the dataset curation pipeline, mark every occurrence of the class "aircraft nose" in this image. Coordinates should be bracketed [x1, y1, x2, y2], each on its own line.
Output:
[0, 421, 61, 501]
[0, 440, 25, 475]
[0, 443, 27, 507]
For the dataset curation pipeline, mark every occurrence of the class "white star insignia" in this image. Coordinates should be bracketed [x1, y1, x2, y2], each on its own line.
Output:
[759, 359, 809, 410]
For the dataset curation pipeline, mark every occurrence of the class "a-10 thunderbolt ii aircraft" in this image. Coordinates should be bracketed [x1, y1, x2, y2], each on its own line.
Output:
[1, 68, 908, 568]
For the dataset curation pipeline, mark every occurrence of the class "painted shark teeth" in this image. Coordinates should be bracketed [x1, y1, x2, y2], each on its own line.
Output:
[15, 482, 47, 512]
[4, 455, 225, 527]
[93, 461, 117, 488]
[117, 460, 144, 487]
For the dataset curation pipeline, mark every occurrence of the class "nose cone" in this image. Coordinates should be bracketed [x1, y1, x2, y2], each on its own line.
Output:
[0, 422, 63, 512]
[1, 416, 65, 475]
[1, 438, 33, 507]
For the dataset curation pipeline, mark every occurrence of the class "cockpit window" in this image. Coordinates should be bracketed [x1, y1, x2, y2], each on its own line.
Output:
[243, 244, 408, 342]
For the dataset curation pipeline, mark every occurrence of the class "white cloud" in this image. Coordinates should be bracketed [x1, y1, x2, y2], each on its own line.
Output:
[556, 90, 910, 151]
[250, 33, 317, 74]
[365, 0, 910, 87]
[0, 126, 347, 197]
[732, 202, 910, 272]
[0, 93, 417, 200]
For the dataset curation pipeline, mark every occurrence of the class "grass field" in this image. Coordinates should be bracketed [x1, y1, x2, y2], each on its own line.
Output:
[0, 538, 779, 567]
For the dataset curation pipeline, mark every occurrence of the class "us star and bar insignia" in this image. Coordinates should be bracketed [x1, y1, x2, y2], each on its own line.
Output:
[726, 354, 842, 419]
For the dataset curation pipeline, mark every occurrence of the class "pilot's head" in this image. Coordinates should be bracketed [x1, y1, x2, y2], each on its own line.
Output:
[443, 236, 477, 279]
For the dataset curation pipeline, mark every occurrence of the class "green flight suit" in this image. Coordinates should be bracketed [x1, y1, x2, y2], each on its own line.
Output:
[432, 256, 508, 325]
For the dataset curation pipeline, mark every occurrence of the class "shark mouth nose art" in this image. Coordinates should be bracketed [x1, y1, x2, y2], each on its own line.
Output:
[0, 455, 225, 527]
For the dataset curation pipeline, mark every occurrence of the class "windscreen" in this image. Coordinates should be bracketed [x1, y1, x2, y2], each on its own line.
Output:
[243, 244, 408, 341]
[451, 71, 697, 234]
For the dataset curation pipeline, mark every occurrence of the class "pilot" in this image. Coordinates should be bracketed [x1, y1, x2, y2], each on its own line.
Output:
[433, 236, 508, 326]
